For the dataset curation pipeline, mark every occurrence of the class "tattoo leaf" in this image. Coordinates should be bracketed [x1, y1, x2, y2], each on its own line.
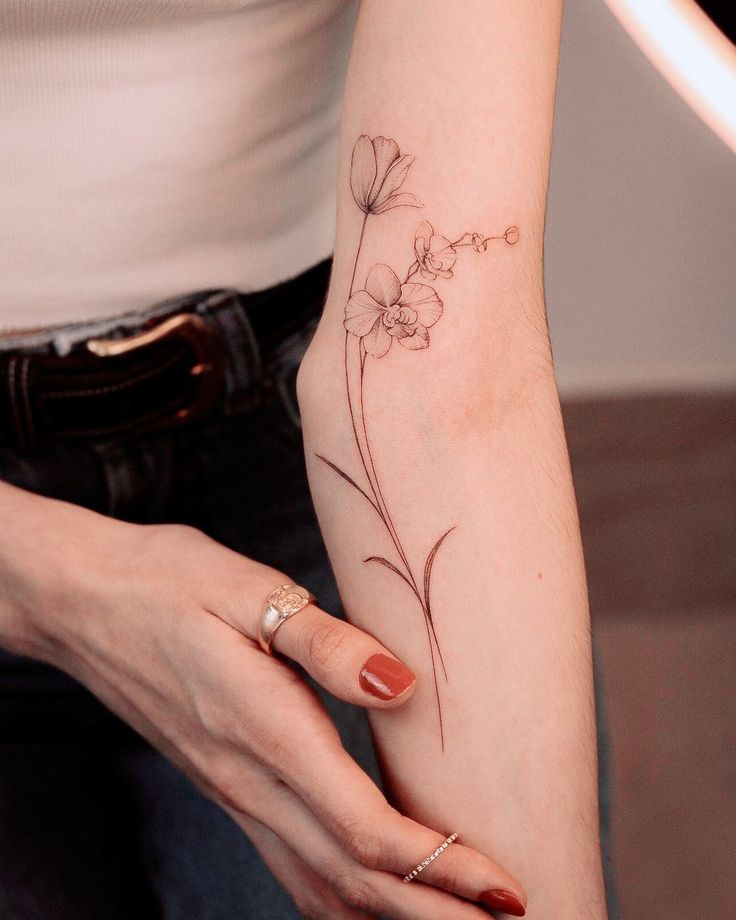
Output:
[423, 526, 456, 618]
[315, 454, 380, 515]
[364, 556, 416, 593]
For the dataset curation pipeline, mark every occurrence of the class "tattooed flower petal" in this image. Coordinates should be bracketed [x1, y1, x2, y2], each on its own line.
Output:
[370, 154, 414, 209]
[415, 220, 433, 256]
[371, 192, 422, 213]
[396, 323, 430, 349]
[362, 316, 392, 357]
[370, 137, 400, 193]
[398, 282, 443, 328]
[413, 221, 457, 281]
[365, 263, 402, 308]
[396, 306, 418, 325]
[350, 135, 378, 214]
[504, 225, 520, 245]
[344, 289, 384, 336]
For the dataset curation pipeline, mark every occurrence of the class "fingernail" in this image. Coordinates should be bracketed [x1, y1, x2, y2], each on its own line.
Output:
[359, 654, 416, 700]
[476, 889, 526, 916]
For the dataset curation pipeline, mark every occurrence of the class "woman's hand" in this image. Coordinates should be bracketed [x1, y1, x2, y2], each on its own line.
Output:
[0, 483, 526, 919]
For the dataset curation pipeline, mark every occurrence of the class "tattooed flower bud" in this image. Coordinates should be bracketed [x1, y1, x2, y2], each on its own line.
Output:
[413, 221, 458, 280]
[344, 264, 443, 358]
[471, 232, 487, 253]
[350, 135, 422, 214]
[504, 225, 520, 245]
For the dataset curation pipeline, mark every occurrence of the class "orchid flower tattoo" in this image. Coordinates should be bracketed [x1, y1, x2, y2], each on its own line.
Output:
[317, 135, 519, 750]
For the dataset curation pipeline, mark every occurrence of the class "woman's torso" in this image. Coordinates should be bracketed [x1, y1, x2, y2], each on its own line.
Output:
[0, 0, 356, 331]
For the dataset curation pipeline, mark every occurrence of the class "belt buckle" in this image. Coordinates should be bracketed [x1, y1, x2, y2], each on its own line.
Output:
[85, 311, 225, 427]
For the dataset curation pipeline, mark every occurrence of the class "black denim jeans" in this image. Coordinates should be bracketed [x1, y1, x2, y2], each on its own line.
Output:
[0, 267, 617, 919]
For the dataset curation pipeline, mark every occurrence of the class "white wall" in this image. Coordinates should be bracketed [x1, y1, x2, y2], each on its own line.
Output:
[546, 0, 736, 397]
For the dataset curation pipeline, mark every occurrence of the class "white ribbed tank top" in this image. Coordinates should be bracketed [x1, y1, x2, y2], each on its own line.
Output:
[0, 1, 356, 331]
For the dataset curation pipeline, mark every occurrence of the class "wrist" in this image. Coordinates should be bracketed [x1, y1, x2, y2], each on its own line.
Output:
[0, 482, 117, 662]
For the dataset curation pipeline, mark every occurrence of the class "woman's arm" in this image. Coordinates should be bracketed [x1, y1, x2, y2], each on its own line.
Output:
[297, 2, 607, 917]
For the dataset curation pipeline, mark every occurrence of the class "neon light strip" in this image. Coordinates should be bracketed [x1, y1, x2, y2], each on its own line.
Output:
[605, 0, 736, 153]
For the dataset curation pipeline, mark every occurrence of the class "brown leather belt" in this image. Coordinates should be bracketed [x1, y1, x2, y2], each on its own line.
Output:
[0, 259, 331, 451]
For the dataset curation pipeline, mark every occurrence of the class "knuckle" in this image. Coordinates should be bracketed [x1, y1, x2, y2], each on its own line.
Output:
[332, 870, 377, 912]
[167, 522, 201, 541]
[204, 760, 253, 816]
[305, 618, 353, 672]
[140, 521, 208, 567]
[172, 524, 213, 559]
[247, 715, 296, 766]
[338, 818, 386, 869]
[246, 720, 313, 782]
[190, 682, 258, 752]
[151, 521, 201, 547]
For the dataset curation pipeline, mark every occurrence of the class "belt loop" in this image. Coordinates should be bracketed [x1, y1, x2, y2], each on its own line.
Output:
[196, 290, 263, 415]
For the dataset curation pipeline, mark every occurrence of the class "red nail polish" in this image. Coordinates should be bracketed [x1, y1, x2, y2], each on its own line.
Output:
[359, 654, 415, 700]
[477, 889, 526, 916]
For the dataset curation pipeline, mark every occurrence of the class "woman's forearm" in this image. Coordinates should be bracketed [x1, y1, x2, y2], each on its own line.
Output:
[298, 2, 607, 916]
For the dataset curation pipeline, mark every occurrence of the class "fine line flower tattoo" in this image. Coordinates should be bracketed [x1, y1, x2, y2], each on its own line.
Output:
[317, 134, 519, 750]
[344, 264, 443, 357]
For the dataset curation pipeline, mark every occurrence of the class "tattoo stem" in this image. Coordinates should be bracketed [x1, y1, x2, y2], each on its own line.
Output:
[354, 340, 449, 757]
[344, 213, 377, 516]
[345, 214, 425, 614]
[341, 213, 449, 745]
[450, 234, 505, 247]
[349, 213, 368, 293]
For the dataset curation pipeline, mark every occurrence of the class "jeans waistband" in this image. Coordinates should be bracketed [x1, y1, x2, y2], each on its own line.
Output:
[0, 259, 331, 449]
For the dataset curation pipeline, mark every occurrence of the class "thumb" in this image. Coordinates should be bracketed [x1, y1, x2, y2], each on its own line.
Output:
[198, 540, 418, 709]
[271, 602, 418, 709]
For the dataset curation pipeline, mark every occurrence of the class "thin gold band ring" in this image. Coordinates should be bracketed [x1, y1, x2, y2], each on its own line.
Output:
[403, 833, 459, 883]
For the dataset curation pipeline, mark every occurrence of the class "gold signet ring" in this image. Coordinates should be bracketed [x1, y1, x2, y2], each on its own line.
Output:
[257, 584, 315, 655]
